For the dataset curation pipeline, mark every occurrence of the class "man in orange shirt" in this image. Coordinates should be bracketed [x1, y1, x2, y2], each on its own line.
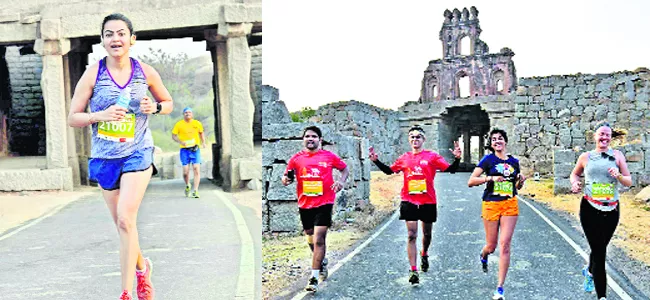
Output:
[172, 107, 205, 198]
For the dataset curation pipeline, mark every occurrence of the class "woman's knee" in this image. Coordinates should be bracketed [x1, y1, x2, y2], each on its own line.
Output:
[117, 214, 135, 233]
[499, 241, 512, 255]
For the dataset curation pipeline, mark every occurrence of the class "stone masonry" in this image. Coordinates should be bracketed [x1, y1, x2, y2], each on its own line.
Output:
[514, 71, 650, 192]
[4, 46, 46, 156]
[251, 44, 262, 141]
[0, 0, 262, 191]
[263, 6, 650, 231]
[422, 7, 516, 102]
[262, 87, 371, 232]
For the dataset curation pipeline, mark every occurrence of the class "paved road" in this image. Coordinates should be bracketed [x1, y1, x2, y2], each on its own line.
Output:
[0, 178, 260, 299]
[295, 173, 641, 300]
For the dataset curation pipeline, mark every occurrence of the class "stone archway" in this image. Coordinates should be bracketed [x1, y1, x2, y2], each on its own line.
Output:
[0, 1, 261, 191]
[440, 105, 490, 170]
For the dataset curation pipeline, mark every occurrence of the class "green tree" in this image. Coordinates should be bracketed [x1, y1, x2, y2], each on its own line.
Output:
[290, 107, 316, 122]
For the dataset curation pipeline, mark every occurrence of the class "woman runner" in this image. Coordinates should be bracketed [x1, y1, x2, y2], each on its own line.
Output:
[570, 121, 631, 300]
[468, 128, 526, 300]
[67, 13, 173, 300]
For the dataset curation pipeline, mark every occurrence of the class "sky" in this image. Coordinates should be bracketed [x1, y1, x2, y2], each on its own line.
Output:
[263, 0, 650, 112]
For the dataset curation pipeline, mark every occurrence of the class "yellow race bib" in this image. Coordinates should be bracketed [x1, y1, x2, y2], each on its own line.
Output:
[592, 183, 615, 200]
[97, 114, 135, 142]
[303, 181, 324, 196]
[408, 179, 427, 194]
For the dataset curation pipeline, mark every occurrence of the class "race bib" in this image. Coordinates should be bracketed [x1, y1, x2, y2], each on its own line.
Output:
[303, 181, 323, 196]
[97, 114, 135, 142]
[408, 179, 427, 194]
[592, 183, 615, 200]
[183, 139, 196, 147]
[493, 181, 514, 197]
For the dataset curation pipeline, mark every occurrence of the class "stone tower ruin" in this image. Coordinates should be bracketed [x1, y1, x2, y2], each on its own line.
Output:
[421, 6, 517, 102]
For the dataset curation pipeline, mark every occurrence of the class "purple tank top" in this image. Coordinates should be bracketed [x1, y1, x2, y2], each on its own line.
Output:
[89, 57, 154, 159]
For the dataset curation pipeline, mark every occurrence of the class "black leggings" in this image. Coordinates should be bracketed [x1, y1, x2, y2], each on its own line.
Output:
[579, 198, 620, 298]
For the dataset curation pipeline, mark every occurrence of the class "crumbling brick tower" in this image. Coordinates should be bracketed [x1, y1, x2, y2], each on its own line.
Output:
[420, 6, 517, 101]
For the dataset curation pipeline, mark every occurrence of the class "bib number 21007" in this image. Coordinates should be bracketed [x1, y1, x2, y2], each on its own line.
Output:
[97, 114, 136, 142]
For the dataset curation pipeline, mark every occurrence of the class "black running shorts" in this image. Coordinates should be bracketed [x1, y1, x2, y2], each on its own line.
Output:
[299, 204, 334, 230]
[399, 202, 437, 223]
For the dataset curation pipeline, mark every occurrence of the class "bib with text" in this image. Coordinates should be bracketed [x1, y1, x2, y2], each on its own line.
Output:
[408, 179, 427, 194]
[97, 114, 135, 142]
[303, 180, 324, 196]
[592, 183, 615, 200]
[493, 181, 514, 197]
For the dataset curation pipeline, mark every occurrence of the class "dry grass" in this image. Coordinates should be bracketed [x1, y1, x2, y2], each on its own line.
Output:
[262, 171, 402, 299]
[521, 179, 650, 266]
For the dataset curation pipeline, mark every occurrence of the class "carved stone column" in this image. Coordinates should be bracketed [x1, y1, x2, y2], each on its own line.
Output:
[34, 20, 70, 170]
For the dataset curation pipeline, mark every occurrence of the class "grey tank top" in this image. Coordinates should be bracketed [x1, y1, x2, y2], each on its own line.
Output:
[584, 149, 619, 211]
[89, 57, 153, 159]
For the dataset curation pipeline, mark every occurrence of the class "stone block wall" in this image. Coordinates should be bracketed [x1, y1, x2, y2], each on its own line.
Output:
[553, 142, 650, 193]
[313, 100, 402, 169]
[262, 89, 371, 232]
[251, 44, 262, 141]
[515, 71, 650, 188]
[5, 46, 45, 156]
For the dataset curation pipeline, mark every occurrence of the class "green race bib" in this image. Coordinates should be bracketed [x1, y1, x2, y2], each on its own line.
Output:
[97, 113, 135, 142]
[592, 183, 615, 200]
[493, 181, 514, 197]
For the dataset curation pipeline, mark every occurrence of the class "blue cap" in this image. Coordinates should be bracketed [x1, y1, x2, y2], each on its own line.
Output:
[183, 107, 192, 113]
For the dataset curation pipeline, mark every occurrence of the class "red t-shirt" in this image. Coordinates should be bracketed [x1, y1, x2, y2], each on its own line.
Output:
[390, 150, 450, 205]
[285, 150, 347, 209]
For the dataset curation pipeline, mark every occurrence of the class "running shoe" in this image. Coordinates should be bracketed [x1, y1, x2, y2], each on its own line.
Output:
[119, 290, 132, 300]
[420, 255, 429, 272]
[480, 252, 488, 273]
[191, 190, 200, 198]
[582, 265, 595, 293]
[136, 258, 155, 300]
[184, 185, 191, 197]
[408, 270, 419, 285]
[492, 286, 504, 300]
[305, 277, 318, 292]
[319, 257, 328, 281]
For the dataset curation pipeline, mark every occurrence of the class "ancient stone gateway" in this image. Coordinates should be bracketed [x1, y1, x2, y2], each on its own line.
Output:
[0, 0, 262, 191]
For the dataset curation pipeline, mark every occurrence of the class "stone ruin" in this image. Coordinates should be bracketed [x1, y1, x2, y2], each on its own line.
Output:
[262, 6, 650, 232]
[0, 0, 262, 191]
[422, 7, 516, 101]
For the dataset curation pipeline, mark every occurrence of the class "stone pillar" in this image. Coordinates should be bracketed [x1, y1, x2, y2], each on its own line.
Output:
[478, 134, 485, 158]
[204, 29, 223, 185]
[463, 129, 471, 163]
[63, 39, 92, 186]
[35, 35, 70, 170]
[214, 23, 255, 191]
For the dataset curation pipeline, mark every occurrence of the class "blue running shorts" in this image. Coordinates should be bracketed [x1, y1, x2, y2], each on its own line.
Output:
[89, 147, 157, 190]
[179, 147, 201, 166]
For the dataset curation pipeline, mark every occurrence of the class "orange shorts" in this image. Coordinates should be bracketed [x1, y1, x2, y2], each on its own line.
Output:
[481, 197, 519, 221]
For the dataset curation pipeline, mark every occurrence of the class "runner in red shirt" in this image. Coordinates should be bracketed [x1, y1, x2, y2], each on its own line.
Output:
[282, 126, 349, 293]
[369, 125, 461, 285]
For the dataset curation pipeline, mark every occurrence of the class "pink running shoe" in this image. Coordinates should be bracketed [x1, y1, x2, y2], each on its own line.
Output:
[136, 258, 155, 300]
[120, 290, 132, 300]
